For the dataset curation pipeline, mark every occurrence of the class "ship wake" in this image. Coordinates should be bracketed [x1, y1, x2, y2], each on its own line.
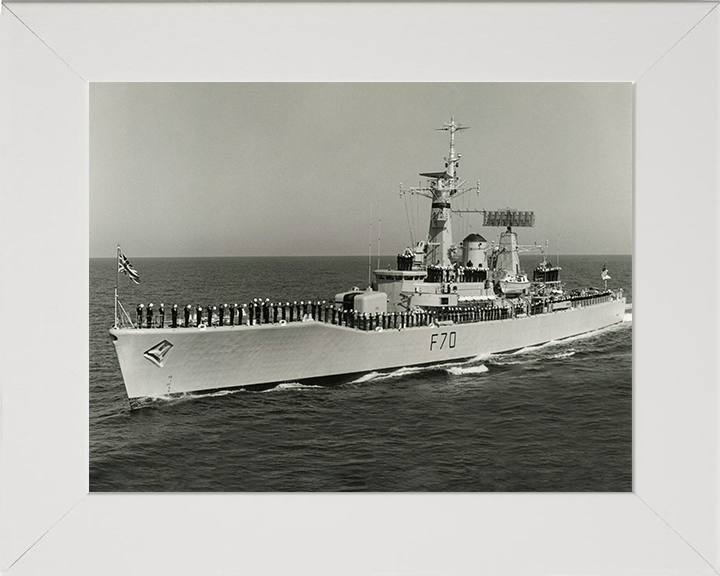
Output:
[130, 387, 249, 409]
[350, 366, 430, 384]
[508, 319, 630, 357]
[446, 364, 490, 375]
[487, 318, 630, 368]
[258, 382, 325, 393]
[350, 357, 490, 384]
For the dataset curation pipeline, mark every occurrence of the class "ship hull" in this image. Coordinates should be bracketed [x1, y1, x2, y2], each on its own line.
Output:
[109, 297, 626, 400]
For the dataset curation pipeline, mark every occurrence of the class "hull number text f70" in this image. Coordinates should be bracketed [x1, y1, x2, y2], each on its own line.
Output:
[430, 331, 456, 351]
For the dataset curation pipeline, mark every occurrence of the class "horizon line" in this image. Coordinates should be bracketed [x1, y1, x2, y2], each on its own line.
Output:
[90, 253, 633, 259]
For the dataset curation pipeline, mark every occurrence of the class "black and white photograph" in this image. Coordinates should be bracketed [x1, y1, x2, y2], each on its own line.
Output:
[90, 82, 632, 492]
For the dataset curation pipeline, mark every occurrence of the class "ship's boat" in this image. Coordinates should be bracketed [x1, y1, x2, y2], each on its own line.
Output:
[109, 118, 626, 404]
[498, 273, 530, 296]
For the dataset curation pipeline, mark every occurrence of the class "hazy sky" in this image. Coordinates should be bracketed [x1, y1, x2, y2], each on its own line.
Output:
[90, 83, 632, 258]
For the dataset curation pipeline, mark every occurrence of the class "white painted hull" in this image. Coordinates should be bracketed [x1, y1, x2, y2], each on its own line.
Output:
[110, 297, 626, 400]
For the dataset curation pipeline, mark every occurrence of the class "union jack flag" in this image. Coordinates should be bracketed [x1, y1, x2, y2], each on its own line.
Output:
[119, 251, 140, 284]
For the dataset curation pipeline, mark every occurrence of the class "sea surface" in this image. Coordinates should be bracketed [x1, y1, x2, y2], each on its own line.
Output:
[90, 255, 632, 492]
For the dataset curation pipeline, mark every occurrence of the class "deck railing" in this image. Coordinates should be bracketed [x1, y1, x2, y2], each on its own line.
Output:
[126, 290, 617, 330]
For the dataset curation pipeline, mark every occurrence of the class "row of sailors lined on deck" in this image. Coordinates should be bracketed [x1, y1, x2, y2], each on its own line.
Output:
[134, 300, 528, 330]
[136, 300, 336, 329]
[425, 265, 489, 284]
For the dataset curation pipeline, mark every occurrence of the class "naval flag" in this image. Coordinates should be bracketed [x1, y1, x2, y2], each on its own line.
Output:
[601, 262, 611, 281]
[119, 250, 140, 284]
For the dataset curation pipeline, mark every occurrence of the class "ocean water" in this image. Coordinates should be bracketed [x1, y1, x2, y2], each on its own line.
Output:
[90, 255, 632, 492]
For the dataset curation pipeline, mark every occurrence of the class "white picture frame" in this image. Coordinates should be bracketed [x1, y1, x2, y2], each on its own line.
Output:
[1, 3, 718, 574]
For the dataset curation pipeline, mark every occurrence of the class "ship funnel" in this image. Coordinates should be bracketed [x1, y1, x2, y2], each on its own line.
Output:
[462, 234, 488, 268]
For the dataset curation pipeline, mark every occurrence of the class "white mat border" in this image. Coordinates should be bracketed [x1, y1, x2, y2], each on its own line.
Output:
[1, 3, 718, 574]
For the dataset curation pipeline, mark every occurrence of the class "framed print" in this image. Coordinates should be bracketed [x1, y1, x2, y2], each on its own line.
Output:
[1, 3, 718, 575]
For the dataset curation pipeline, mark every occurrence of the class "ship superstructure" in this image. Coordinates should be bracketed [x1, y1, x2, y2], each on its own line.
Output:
[379, 117, 540, 311]
[109, 119, 626, 404]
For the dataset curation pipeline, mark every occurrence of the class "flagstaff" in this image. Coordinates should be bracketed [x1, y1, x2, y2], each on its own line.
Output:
[115, 244, 120, 329]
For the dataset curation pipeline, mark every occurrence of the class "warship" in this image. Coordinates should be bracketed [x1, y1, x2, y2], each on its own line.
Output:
[109, 118, 626, 403]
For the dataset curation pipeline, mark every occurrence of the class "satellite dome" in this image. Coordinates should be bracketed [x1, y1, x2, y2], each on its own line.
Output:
[463, 233, 487, 244]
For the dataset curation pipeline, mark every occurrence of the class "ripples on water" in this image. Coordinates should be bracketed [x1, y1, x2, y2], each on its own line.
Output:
[90, 255, 632, 492]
